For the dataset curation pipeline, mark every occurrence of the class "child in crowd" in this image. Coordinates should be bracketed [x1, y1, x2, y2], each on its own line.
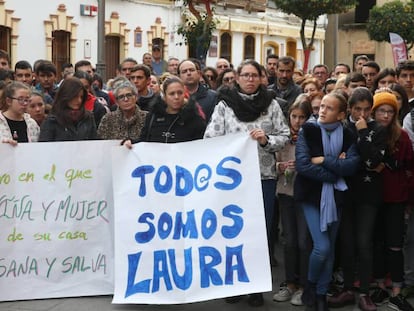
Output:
[294, 92, 359, 311]
[273, 94, 313, 306]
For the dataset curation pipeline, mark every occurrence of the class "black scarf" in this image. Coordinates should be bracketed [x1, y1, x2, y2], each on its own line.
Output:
[217, 84, 273, 122]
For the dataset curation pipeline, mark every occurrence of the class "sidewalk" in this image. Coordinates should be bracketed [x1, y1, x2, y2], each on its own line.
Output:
[1, 244, 413, 311]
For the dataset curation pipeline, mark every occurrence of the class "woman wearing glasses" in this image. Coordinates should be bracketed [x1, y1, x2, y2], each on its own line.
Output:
[204, 59, 290, 307]
[0, 81, 39, 144]
[369, 91, 414, 311]
[39, 77, 97, 141]
[98, 80, 147, 141]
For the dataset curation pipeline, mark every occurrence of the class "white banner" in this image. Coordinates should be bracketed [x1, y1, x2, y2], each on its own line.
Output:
[112, 134, 272, 304]
[0, 141, 116, 301]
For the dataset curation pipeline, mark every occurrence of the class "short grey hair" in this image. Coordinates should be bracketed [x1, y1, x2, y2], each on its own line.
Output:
[113, 80, 138, 98]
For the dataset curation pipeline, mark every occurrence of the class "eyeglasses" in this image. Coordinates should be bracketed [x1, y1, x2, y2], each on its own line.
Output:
[9, 97, 30, 104]
[217, 65, 229, 69]
[376, 109, 395, 116]
[223, 77, 235, 83]
[239, 73, 260, 80]
[116, 93, 135, 101]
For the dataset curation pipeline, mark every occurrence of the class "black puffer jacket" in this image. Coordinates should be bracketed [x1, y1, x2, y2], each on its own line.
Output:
[137, 96, 206, 143]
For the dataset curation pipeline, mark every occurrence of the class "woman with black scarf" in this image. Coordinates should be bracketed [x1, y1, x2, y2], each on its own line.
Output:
[204, 59, 290, 307]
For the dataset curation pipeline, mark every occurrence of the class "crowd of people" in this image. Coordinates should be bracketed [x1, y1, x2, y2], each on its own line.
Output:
[0, 47, 414, 311]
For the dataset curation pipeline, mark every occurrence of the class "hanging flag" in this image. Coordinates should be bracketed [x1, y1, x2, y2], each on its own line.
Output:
[389, 32, 408, 66]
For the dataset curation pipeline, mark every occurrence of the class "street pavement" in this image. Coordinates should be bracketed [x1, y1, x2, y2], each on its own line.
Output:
[1, 244, 413, 311]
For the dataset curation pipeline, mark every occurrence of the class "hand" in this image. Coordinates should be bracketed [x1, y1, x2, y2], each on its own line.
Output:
[286, 160, 296, 170]
[250, 128, 267, 146]
[121, 139, 133, 149]
[311, 156, 324, 165]
[355, 116, 367, 131]
[339, 152, 346, 159]
[372, 163, 385, 173]
[2, 138, 18, 146]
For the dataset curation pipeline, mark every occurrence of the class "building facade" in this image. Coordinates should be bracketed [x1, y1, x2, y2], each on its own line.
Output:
[325, 0, 414, 72]
[0, 0, 326, 80]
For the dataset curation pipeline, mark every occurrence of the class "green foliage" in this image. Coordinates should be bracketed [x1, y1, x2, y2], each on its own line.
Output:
[272, 0, 357, 21]
[367, 1, 414, 50]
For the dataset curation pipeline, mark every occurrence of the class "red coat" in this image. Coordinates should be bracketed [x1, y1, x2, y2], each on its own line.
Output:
[382, 129, 414, 203]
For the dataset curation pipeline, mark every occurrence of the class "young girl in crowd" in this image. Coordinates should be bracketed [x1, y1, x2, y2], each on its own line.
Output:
[294, 92, 359, 311]
[0, 81, 39, 144]
[273, 94, 312, 306]
[39, 77, 97, 141]
[371, 91, 414, 311]
[328, 87, 386, 311]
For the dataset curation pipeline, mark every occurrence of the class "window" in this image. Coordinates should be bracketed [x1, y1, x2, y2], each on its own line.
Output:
[0, 26, 11, 56]
[286, 39, 297, 59]
[244, 35, 255, 60]
[52, 30, 70, 80]
[355, 0, 376, 23]
[220, 32, 232, 63]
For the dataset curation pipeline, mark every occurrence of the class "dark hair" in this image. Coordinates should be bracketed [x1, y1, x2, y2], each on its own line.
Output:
[177, 59, 197, 75]
[15, 60, 32, 71]
[313, 64, 329, 73]
[61, 63, 73, 71]
[131, 64, 151, 79]
[0, 68, 14, 81]
[348, 87, 373, 108]
[344, 72, 366, 87]
[237, 59, 262, 76]
[75, 60, 92, 72]
[120, 57, 138, 66]
[389, 83, 410, 123]
[323, 78, 337, 93]
[92, 73, 104, 89]
[51, 77, 88, 126]
[35, 60, 57, 75]
[0, 49, 10, 63]
[372, 68, 396, 91]
[266, 54, 279, 63]
[396, 60, 414, 76]
[362, 61, 380, 73]
[162, 76, 184, 94]
[277, 56, 295, 69]
[73, 70, 92, 86]
[335, 63, 351, 73]
[216, 68, 236, 88]
[202, 67, 218, 81]
[288, 94, 312, 126]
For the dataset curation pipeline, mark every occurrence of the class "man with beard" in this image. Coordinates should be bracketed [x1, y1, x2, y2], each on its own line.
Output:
[269, 56, 302, 117]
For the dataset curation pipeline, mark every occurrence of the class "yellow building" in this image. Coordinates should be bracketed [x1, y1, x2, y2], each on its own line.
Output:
[325, 0, 414, 72]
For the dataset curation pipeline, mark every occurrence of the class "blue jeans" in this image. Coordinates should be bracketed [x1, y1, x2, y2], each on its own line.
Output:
[302, 203, 341, 295]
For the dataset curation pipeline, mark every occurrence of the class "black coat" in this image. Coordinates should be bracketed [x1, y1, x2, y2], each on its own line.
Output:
[137, 96, 206, 143]
[39, 112, 97, 142]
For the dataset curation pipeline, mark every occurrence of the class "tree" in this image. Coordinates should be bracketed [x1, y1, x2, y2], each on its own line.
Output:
[367, 0, 414, 51]
[176, 0, 216, 66]
[272, 0, 357, 73]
